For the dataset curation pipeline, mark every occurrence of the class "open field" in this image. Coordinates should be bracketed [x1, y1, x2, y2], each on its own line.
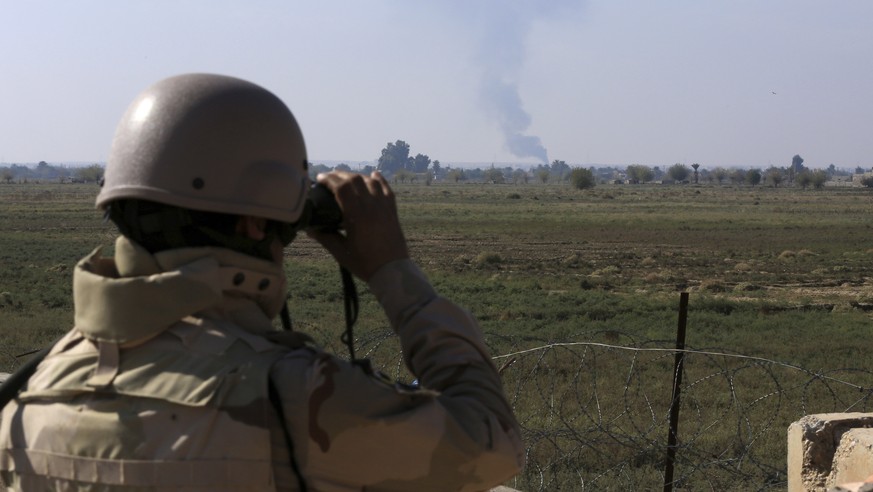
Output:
[3, 181, 873, 489]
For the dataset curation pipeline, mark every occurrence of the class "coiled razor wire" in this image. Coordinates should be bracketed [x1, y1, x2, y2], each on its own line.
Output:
[346, 329, 873, 491]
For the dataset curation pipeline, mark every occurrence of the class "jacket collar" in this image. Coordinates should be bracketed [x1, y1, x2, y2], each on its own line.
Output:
[73, 236, 286, 345]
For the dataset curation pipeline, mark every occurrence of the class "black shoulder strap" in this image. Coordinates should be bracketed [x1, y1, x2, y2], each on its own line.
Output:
[268, 375, 308, 492]
[0, 344, 53, 411]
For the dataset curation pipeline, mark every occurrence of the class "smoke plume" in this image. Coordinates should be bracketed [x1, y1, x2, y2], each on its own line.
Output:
[466, 2, 580, 164]
[425, 1, 582, 164]
[480, 75, 549, 164]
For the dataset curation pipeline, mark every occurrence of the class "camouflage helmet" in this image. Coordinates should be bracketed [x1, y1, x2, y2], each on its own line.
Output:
[96, 73, 311, 224]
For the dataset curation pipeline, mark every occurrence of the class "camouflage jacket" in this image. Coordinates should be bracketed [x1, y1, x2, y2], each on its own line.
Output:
[0, 236, 524, 491]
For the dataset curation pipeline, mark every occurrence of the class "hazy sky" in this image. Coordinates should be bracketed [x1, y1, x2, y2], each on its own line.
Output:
[2, 1, 871, 170]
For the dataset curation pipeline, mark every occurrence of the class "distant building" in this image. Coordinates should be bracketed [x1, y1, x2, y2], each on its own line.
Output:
[851, 172, 873, 187]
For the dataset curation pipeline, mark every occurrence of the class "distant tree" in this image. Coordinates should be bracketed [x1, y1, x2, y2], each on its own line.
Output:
[705, 171, 715, 184]
[861, 176, 873, 188]
[57, 164, 70, 180]
[75, 164, 104, 183]
[626, 164, 654, 183]
[639, 166, 655, 183]
[501, 166, 514, 180]
[483, 167, 505, 184]
[377, 140, 411, 175]
[447, 168, 466, 183]
[308, 163, 332, 179]
[766, 167, 784, 187]
[827, 164, 836, 176]
[796, 170, 813, 189]
[811, 170, 828, 189]
[512, 169, 529, 184]
[466, 168, 484, 181]
[691, 163, 700, 183]
[1, 168, 13, 184]
[360, 164, 376, 175]
[36, 161, 51, 179]
[667, 163, 691, 182]
[550, 160, 570, 180]
[334, 163, 352, 172]
[411, 153, 431, 173]
[569, 167, 596, 190]
[408, 170, 432, 185]
[431, 160, 441, 176]
[537, 169, 550, 184]
[712, 167, 728, 184]
[393, 169, 414, 183]
[729, 168, 746, 185]
[745, 169, 762, 186]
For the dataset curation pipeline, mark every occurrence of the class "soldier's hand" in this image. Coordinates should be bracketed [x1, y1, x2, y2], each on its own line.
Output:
[306, 171, 410, 282]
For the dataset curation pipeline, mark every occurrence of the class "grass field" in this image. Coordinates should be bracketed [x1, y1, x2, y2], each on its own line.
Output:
[2, 181, 873, 489]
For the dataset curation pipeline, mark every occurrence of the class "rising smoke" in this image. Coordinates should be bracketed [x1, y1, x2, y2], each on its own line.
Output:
[463, 1, 582, 164]
[480, 75, 549, 164]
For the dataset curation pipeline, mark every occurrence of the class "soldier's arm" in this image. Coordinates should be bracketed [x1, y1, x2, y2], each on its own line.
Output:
[270, 258, 524, 491]
[290, 171, 523, 489]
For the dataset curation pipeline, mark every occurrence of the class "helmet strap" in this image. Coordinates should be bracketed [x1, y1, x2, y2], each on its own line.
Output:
[107, 199, 294, 262]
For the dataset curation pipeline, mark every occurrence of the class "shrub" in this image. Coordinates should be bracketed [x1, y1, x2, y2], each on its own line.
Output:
[561, 253, 585, 268]
[699, 279, 727, 292]
[593, 265, 621, 276]
[569, 167, 596, 190]
[734, 282, 763, 292]
[644, 272, 662, 283]
[580, 277, 612, 290]
[473, 252, 502, 269]
[778, 250, 796, 260]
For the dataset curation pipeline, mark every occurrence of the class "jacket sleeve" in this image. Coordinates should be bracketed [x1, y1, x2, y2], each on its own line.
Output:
[270, 259, 524, 492]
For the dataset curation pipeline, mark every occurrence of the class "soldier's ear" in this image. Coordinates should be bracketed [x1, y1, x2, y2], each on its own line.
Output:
[237, 216, 267, 241]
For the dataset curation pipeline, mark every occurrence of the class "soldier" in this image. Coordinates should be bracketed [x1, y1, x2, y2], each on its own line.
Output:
[0, 74, 524, 490]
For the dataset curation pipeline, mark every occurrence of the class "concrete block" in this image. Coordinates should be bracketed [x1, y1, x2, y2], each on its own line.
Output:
[831, 428, 873, 486]
[788, 413, 873, 491]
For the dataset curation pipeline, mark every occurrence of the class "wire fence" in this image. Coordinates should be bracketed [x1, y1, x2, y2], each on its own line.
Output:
[340, 326, 873, 491]
[493, 335, 872, 490]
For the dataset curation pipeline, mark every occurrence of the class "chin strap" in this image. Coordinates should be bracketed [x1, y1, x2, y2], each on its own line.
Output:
[339, 266, 360, 362]
[340, 266, 374, 374]
[280, 303, 294, 331]
[280, 265, 369, 371]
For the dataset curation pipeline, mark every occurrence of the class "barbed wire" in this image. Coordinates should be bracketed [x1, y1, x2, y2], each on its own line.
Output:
[477, 332, 873, 491]
[494, 341, 870, 391]
[305, 325, 872, 489]
[289, 326, 873, 489]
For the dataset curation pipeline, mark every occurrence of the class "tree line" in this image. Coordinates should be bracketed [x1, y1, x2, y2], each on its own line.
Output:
[5, 149, 865, 191]
[622, 156, 837, 189]
[0, 161, 104, 184]
[364, 142, 856, 191]
[367, 140, 595, 189]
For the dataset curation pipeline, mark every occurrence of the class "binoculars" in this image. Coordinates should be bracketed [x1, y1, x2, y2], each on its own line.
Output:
[304, 184, 343, 232]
